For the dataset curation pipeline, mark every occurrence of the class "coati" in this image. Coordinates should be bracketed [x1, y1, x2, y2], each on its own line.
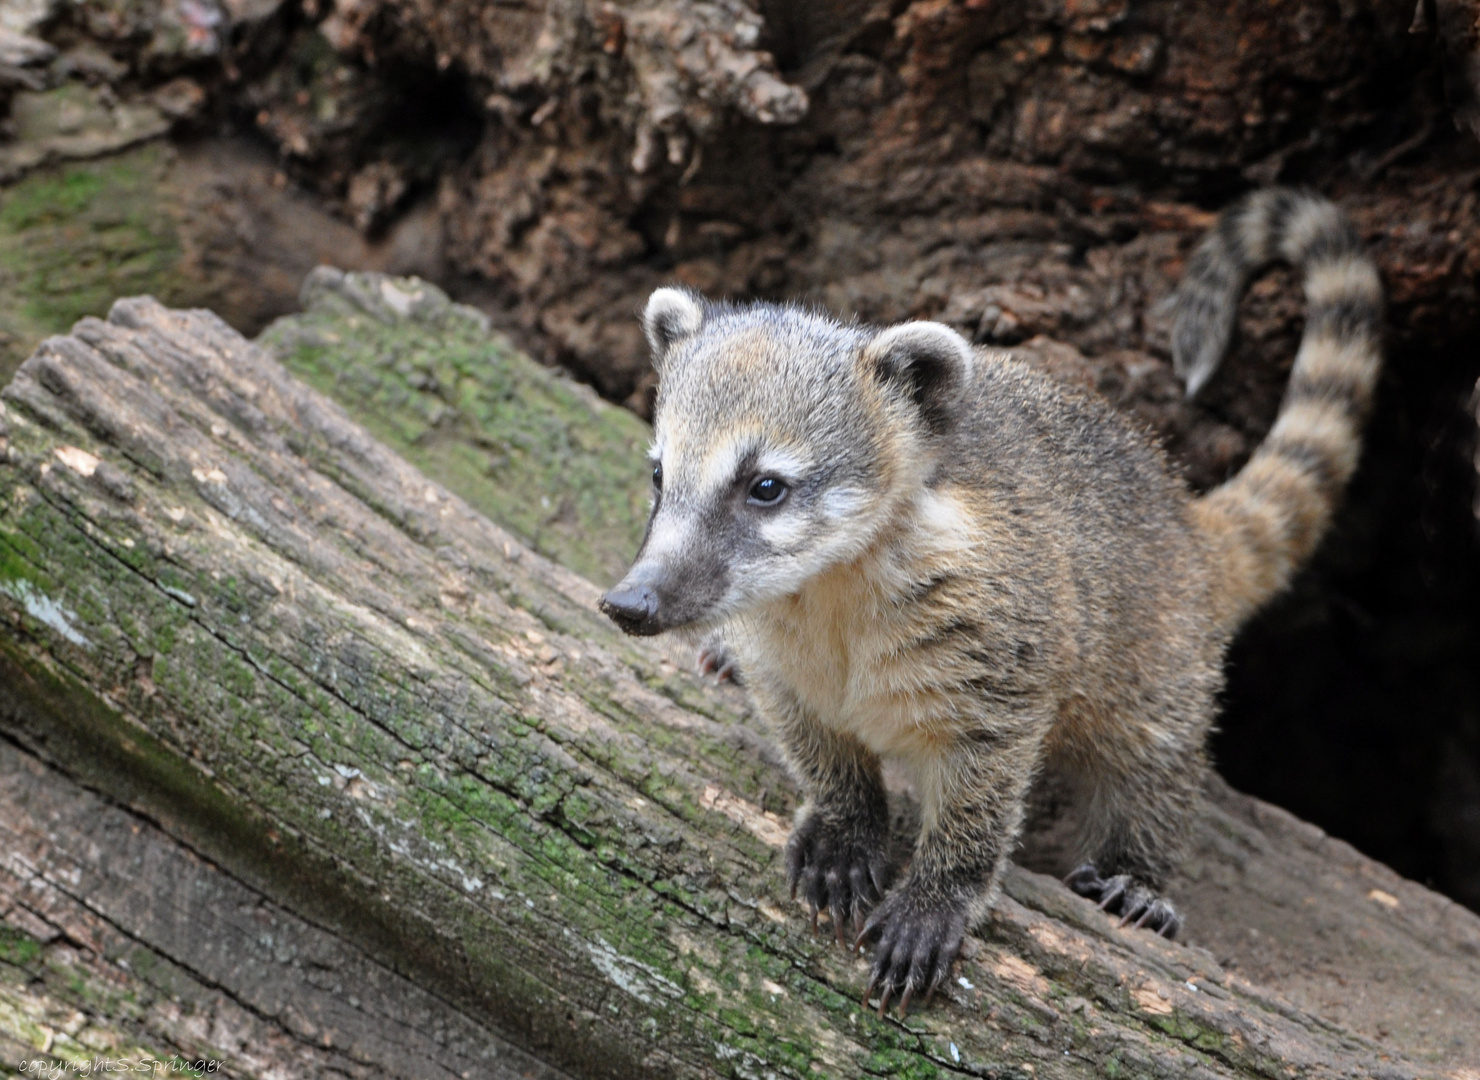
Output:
[599, 188, 1383, 1014]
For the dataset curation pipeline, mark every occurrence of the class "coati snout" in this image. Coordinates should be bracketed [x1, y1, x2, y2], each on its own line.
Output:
[600, 547, 732, 636]
[599, 502, 735, 636]
[598, 570, 664, 636]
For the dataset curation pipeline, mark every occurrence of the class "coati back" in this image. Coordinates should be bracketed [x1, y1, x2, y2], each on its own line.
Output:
[600, 187, 1383, 1014]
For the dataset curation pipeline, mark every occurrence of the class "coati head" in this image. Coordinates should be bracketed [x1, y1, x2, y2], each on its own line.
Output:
[600, 287, 976, 637]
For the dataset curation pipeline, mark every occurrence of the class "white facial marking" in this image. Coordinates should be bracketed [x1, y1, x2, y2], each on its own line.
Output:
[644, 506, 700, 560]
[698, 435, 753, 496]
[757, 513, 811, 551]
[754, 447, 811, 482]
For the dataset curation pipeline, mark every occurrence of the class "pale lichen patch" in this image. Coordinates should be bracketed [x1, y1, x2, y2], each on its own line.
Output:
[581, 934, 684, 1006]
[0, 579, 90, 646]
[53, 445, 99, 477]
[700, 783, 788, 847]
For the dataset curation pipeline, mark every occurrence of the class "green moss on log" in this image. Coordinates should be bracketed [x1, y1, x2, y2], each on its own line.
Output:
[257, 269, 650, 587]
[0, 923, 213, 1074]
[0, 148, 650, 584]
[0, 144, 185, 382]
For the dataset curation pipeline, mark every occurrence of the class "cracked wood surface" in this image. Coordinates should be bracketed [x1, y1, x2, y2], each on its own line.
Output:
[0, 298, 1477, 1078]
[0, 736, 571, 1079]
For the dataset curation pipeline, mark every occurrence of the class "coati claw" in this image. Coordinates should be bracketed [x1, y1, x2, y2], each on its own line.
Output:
[1065, 863, 1183, 940]
[855, 885, 967, 1017]
[785, 811, 892, 942]
[696, 633, 742, 683]
[1096, 874, 1131, 912]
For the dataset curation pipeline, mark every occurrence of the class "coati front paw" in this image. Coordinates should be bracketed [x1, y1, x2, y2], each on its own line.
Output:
[855, 883, 968, 1017]
[785, 811, 891, 943]
[1065, 863, 1182, 939]
[696, 632, 741, 684]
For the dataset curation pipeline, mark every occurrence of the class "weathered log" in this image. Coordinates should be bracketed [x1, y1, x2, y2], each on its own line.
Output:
[0, 298, 1477, 1079]
[0, 736, 569, 1079]
[3, 0, 1476, 913]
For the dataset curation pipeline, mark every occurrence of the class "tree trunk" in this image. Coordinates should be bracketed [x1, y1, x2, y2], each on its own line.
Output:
[0, 733, 570, 1080]
[1, 289, 1477, 1078]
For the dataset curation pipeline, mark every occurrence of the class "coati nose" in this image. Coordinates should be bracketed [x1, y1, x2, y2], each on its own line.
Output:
[600, 578, 663, 636]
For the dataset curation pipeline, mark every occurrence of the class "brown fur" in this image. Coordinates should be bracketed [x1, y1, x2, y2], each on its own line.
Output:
[601, 188, 1383, 1006]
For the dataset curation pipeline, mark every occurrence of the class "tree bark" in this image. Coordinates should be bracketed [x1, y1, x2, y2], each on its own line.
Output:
[0, 291, 1477, 1079]
[0, 734, 570, 1080]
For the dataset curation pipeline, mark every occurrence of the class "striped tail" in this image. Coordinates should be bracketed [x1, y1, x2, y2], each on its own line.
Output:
[1177, 188, 1384, 634]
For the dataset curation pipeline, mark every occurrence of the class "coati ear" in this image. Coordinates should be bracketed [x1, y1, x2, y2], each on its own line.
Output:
[642, 288, 704, 360]
[863, 321, 975, 433]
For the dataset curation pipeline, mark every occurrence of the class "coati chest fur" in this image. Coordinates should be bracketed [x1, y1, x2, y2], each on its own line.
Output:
[741, 366, 1213, 766]
[600, 188, 1383, 1014]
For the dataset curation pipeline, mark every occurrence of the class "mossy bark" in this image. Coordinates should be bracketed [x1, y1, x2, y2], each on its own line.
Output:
[0, 297, 1475, 1079]
[0, 921, 194, 1077]
[257, 268, 651, 587]
[0, 145, 184, 380]
[0, 733, 570, 1080]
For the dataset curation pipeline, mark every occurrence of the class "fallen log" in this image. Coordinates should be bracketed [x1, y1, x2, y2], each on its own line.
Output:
[0, 735, 569, 1080]
[0, 295, 1477, 1079]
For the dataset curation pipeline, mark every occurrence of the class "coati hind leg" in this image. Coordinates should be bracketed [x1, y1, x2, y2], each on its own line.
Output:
[1055, 696, 1210, 939]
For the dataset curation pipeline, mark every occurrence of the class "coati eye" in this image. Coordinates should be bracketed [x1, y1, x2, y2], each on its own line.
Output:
[652, 462, 663, 491]
[748, 477, 786, 505]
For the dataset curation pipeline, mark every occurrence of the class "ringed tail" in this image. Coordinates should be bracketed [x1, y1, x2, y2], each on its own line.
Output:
[1176, 188, 1384, 635]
